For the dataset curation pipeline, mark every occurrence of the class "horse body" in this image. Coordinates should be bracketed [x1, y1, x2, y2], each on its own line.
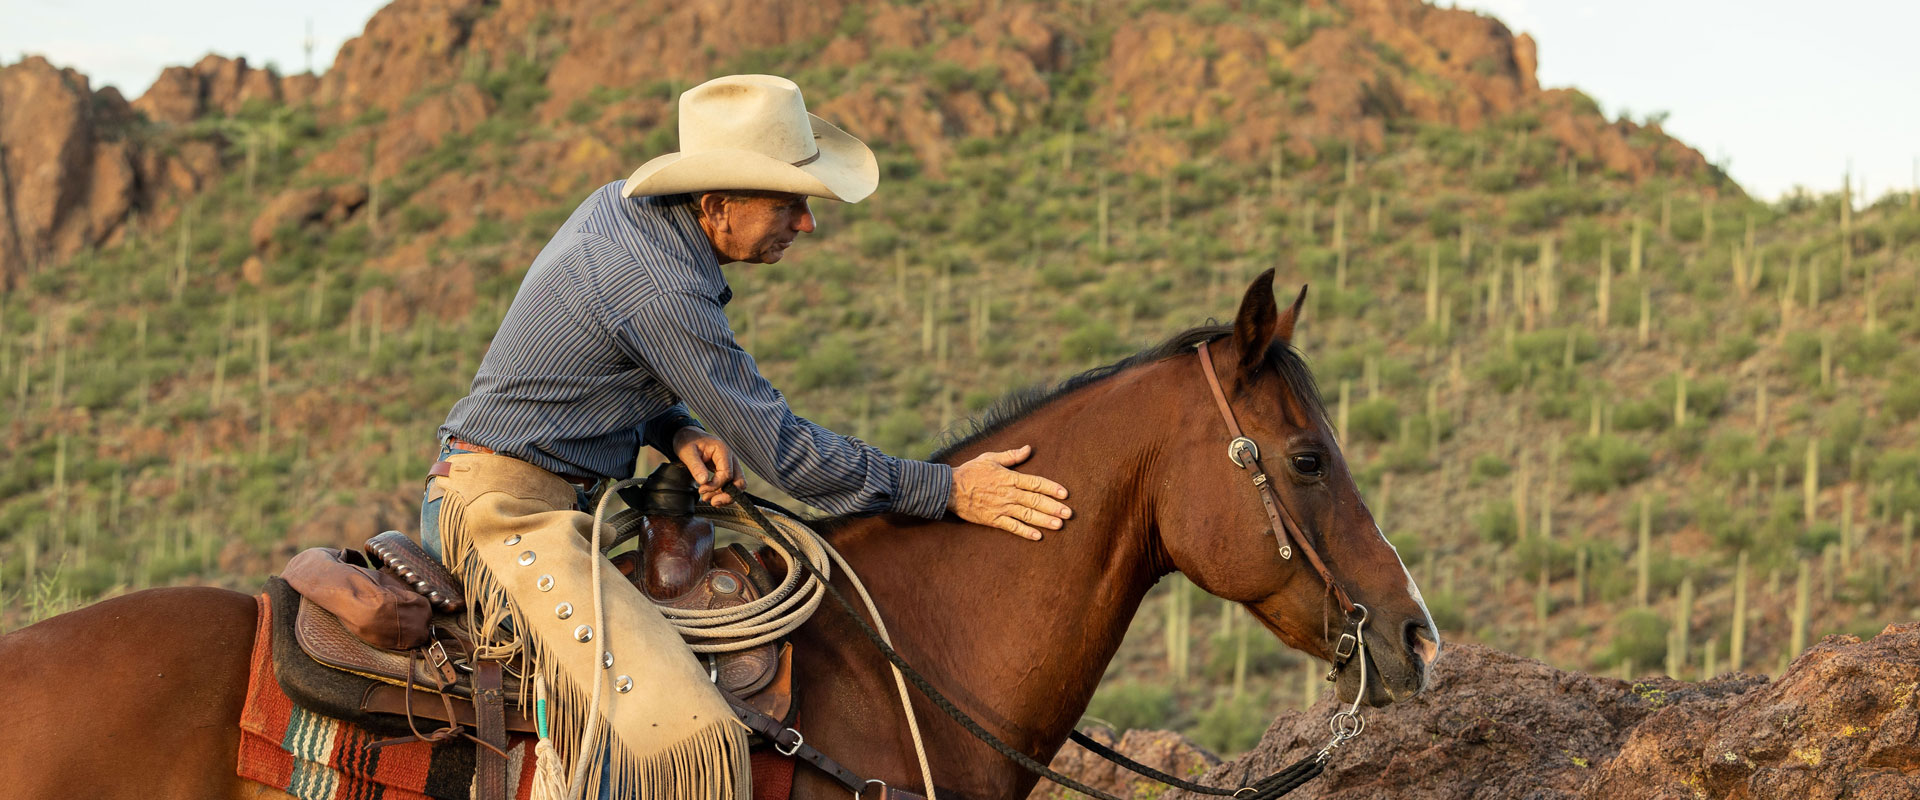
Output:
[0, 587, 261, 800]
[0, 272, 1438, 800]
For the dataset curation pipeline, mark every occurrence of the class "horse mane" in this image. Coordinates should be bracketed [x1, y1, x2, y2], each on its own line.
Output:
[928, 323, 1330, 464]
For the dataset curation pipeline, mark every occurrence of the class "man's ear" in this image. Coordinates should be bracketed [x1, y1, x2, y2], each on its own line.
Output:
[698, 192, 730, 230]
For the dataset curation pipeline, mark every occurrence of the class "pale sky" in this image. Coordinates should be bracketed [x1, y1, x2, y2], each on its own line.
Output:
[4, 0, 1915, 202]
[1460, 0, 1919, 202]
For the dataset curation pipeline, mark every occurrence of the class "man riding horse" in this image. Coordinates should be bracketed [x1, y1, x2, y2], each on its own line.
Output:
[421, 74, 1074, 797]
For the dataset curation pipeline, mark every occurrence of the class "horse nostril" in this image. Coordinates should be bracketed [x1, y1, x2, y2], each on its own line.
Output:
[1403, 618, 1439, 674]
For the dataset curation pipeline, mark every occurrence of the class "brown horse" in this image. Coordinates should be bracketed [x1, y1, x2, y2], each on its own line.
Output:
[0, 271, 1437, 799]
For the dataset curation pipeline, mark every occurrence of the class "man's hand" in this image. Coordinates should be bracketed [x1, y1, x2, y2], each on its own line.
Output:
[672, 427, 745, 507]
[950, 445, 1072, 541]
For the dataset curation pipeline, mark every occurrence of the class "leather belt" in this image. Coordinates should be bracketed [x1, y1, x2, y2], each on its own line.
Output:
[438, 437, 600, 489]
[473, 660, 508, 800]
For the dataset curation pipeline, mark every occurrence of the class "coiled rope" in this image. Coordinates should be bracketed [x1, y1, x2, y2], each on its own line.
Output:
[588, 486, 939, 799]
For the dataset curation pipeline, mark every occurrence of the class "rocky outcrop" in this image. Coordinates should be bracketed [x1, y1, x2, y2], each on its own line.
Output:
[0, 57, 142, 289]
[0, 53, 321, 283]
[132, 55, 290, 124]
[1030, 728, 1220, 800]
[1093, 0, 1705, 177]
[1040, 625, 1920, 800]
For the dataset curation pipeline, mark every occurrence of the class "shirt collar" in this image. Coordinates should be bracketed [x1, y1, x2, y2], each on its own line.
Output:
[650, 192, 733, 307]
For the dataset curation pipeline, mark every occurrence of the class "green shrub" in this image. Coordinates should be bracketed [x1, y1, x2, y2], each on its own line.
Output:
[1347, 398, 1399, 442]
[1469, 454, 1511, 483]
[1569, 435, 1653, 493]
[1613, 399, 1668, 431]
[1604, 608, 1668, 669]
[1084, 681, 1177, 732]
[792, 336, 865, 390]
[1189, 692, 1271, 757]
[399, 204, 448, 234]
[1889, 374, 1920, 422]
[1204, 626, 1288, 679]
[1474, 500, 1518, 544]
[1424, 590, 1466, 634]
[1062, 320, 1128, 360]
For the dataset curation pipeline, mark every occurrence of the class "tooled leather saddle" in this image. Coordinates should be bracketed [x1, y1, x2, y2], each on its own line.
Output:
[273, 463, 796, 721]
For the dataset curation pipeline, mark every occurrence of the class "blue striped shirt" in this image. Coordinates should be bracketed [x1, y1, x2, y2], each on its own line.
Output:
[440, 182, 953, 519]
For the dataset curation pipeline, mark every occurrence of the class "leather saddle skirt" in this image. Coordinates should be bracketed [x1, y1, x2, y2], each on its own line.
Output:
[269, 540, 796, 736]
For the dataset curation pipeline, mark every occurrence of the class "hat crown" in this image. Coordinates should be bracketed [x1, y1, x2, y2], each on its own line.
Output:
[678, 75, 818, 164]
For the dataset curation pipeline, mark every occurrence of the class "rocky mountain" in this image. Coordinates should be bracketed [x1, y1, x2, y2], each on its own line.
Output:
[1040, 623, 1920, 799]
[0, 0, 1711, 287]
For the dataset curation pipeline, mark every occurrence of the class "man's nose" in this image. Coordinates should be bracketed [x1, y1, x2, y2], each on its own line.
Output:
[794, 208, 815, 234]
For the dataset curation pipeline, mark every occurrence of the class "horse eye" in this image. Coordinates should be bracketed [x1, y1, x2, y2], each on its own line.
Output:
[1291, 454, 1323, 475]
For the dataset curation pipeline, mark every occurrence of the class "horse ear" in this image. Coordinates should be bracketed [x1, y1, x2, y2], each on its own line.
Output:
[1232, 269, 1279, 371]
[1275, 283, 1308, 345]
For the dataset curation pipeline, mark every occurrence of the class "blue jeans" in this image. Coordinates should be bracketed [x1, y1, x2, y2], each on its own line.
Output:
[420, 442, 599, 563]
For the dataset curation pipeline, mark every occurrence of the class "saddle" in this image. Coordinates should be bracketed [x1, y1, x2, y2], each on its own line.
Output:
[270, 530, 797, 739]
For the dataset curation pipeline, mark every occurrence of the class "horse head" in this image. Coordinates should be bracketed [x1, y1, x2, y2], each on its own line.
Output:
[1156, 269, 1440, 707]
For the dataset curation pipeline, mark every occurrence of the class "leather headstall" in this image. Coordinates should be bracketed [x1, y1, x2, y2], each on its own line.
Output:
[1196, 340, 1356, 617]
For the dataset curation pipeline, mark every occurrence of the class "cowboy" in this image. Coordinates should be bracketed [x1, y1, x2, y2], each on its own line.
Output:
[417, 75, 1073, 797]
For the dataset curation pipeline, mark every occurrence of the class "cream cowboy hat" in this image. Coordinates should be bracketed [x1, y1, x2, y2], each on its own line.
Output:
[620, 74, 879, 203]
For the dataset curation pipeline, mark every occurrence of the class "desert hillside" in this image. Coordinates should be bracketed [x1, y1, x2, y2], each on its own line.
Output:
[3, 0, 1917, 760]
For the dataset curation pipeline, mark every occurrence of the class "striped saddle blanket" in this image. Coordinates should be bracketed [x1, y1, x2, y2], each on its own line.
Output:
[239, 591, 541, 800]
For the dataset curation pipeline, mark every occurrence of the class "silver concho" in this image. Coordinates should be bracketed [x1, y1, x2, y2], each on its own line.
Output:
[517, 551, 537, 566]
[555, 602, 574, 620]
[536, 575, 555, 592]
[614, 675, 633, 693]
[504, 534, 521, 546]
[602, 652, 615, 669]
[573, 625, 594, 642]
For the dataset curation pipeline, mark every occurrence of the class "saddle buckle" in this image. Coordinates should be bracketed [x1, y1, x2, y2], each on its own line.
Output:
[427, 638, 452, 672]
[1334, 631, 1358, 662]
[775, 729, 805, 757]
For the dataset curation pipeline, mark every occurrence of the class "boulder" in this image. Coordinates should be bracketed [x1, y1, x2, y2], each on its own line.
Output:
[1117, 625, 1920, 800]
[1029, 727, 1220, 800]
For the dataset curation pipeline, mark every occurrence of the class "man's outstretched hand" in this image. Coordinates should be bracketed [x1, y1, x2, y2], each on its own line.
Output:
[951, 445, 1072, 541]
[673, 427, 745, 506]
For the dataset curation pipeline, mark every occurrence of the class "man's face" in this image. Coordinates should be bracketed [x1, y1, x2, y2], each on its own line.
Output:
[707, 191, 816, 264]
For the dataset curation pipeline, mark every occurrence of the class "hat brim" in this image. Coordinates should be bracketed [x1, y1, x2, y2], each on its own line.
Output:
[620, 113, 878, 203]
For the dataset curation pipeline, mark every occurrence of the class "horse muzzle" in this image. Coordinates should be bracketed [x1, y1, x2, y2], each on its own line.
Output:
[1335, 616, 1440, 707]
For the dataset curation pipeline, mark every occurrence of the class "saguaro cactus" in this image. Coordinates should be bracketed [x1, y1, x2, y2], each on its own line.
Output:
[1667, 577, 1694, 678]
[1630, 217, 1645, 278]
[1731, 550, 1749, 672]
[1636, 497, 1652, 608]
[1597, 239, 1612, 328]
[1426, 245, 1441, 325]
[1804, 438, 1820, 526]
[1790, 562, 1811, 657]
[1904, 511, 1916, 569]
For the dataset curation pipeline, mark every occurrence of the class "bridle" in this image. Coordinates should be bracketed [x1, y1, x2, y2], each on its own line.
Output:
[1196, 339, 1371, 742]
[1196, 340, 1356, 613]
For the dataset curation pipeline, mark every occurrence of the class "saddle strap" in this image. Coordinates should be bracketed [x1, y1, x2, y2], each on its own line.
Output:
[723, 692, 865, 793]
[473, 660, 508, 800]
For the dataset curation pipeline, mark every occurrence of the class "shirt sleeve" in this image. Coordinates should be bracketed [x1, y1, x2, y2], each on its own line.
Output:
[640, 404, 702, 458]
[616, 290, 952, 519]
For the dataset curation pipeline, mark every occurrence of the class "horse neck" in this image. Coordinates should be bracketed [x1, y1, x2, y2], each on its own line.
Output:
[816, 364, 1180, 777]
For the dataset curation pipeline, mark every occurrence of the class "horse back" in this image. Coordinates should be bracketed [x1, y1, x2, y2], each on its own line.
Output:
[0, 586, 264, 800]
